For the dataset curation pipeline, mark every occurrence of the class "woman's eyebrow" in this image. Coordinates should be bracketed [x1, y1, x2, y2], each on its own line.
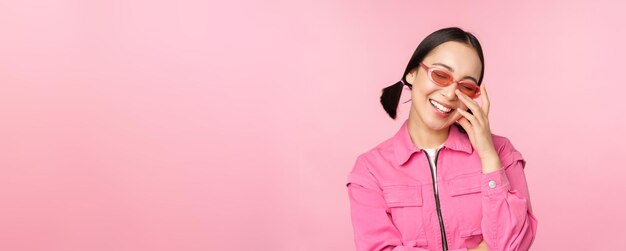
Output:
[433, 62, 479, 83]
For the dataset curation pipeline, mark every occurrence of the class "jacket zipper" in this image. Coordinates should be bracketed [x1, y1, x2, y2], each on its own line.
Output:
[425, 149, 448, 251]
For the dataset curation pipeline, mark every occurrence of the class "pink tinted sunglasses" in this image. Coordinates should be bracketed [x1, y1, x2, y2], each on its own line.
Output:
[419, 63, 481, 99]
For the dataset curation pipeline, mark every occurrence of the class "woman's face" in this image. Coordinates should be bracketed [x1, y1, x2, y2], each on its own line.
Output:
[405, 41, 483, 131]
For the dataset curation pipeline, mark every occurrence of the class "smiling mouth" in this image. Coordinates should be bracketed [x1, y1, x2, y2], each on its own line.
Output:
[429, 99, 452, 114]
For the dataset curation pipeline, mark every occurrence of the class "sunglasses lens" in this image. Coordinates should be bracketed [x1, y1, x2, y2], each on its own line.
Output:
[459, 82, 480, 98]
[430, 69, 452, 86]
[426, 66, 481, 98]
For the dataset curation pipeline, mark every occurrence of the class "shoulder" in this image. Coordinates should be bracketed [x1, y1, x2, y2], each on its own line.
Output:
[353, 137, 394, 170]
[346, 137, 396, 188]
[491, 133, 527, 169]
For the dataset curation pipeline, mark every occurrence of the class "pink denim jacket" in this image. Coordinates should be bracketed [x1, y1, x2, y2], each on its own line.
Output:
[346, 119, 538, 251]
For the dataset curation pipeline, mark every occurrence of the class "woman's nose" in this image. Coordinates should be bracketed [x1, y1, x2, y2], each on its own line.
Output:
[441, 83, 458, 100]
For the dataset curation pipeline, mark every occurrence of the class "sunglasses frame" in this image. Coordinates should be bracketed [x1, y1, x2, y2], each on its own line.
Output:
[419, 62, 481, 99]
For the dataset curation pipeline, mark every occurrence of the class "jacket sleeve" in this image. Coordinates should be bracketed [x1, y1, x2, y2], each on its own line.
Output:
[346, 156, 469, 251]
[480, 140, 538, 251]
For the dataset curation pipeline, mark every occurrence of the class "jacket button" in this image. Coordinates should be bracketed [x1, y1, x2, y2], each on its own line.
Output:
[488, 180, 497, 188]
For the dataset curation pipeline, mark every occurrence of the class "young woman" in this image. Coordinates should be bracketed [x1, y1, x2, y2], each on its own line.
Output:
[346, 27, 538, 251]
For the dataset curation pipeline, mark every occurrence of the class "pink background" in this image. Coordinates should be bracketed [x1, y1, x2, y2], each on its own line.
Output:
[1, 0, 625, 250]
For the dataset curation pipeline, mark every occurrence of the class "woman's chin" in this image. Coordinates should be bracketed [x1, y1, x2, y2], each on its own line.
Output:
[415, 108, 455, 131]
[430, 114, 461, 131]
[425, 120, 452, 131]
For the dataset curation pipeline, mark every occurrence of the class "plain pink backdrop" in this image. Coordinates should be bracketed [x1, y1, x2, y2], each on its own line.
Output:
[1, 0, 625, 250]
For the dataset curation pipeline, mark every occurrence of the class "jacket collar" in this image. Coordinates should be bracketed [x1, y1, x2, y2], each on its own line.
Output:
[393, 119, 473, 166]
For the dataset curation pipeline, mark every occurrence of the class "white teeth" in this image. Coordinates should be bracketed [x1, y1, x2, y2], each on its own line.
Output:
[430, 99, 451, 113]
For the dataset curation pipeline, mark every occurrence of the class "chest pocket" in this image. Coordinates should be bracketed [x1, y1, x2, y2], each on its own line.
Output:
[383, 184, 423, 207]
[382, 184, 428, 246]
[447, 172, 483, 236]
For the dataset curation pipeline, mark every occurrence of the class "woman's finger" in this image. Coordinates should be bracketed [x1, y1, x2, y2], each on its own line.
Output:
[480, 83, 490, 117]
[456, 107, 479, 127]
[456, 117, 474, 137]
[455, 89, 485, 125]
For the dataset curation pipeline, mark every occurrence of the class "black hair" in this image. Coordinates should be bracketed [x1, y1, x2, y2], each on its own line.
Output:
[380, 27, 485, 133]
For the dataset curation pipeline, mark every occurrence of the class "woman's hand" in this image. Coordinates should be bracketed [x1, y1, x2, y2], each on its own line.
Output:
[454, 84, 502, 173]
[468, 240, 490, 251]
